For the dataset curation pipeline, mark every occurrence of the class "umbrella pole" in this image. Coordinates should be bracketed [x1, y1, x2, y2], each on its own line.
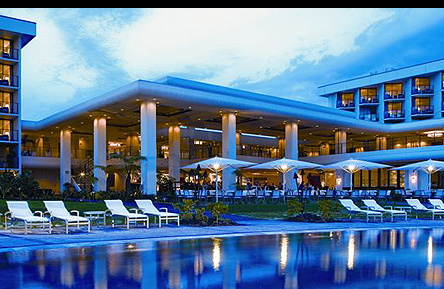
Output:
[350, 172, 353, 192]
[215, 171, 219, 203]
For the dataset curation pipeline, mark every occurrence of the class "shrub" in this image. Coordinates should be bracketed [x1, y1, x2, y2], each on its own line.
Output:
[286, 199, 304, 217]
[317, 199, 340, 221]
[207, 202, 228, 224]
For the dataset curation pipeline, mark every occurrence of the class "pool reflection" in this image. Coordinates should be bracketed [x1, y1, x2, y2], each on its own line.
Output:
[1, 228, 444, 288]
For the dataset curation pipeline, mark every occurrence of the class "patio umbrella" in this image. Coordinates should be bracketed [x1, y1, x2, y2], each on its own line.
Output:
[182, 156, 256, 202]
[390, 158, 444, 191]
[248, 157, 321, 191]
[321, 158, 391, 190]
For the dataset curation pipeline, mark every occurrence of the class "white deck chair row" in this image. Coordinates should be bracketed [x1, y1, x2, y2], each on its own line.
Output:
[5, 201, 90, 234]
[339, 199, 383, 222]
[104, 199, 180, 229]
[4, 199, 180, 233]
[406, 199, 444, 220]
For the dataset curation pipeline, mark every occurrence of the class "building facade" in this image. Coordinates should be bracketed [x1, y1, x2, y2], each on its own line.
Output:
[3, 15, 444, 194]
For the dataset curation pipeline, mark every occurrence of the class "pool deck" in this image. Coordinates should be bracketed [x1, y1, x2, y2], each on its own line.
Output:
[1, 216, 444, 252]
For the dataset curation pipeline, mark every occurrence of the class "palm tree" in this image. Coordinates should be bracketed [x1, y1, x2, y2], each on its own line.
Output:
[95, 153, 146, 192]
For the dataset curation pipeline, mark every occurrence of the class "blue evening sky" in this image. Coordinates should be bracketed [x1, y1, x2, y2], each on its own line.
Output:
[1, 8, 444, 121]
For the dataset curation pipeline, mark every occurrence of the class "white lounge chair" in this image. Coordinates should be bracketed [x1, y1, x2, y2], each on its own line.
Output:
[362, 199, 407, 222]
[104, 200, 149, 229]
[5, 201, 51, 234]
[339, 199, 383, 222]
[43, 201, 90, 234]
[406, 199, 444, 220]
[135, 199, 180, 227]
[429, 199, 444, 210]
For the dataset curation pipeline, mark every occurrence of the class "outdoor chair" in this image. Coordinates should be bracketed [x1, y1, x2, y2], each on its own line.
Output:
[5, 201, 52, 234]
[339, 199, 383, 222]
[405, 199, 444, 220]
[429, 199, 444, 210]
[43, 201, 90, 234]
[104, 200, 149, 229]
[362, 199, 407, 222]
[135, 199, 179, 227]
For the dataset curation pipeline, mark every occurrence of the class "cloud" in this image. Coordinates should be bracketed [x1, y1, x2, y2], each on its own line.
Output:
[0, 8, 100, 120]
[79, 8, 394, 86]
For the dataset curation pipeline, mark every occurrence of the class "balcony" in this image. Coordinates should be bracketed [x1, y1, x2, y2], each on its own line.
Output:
[359, 113, 379, 122]
[0, 130, 19, 142]
[384, 90, 405, 100]
[336, 100, 355, 109]
[359, 97, 378, 105]
[411, 85, 434, 95]
[411, 105, 434, 117]
[384, 109, 405, 120]
[0, 75, 18, 88]
[0, 49, 18, 61]
[0, 103, 18, 115]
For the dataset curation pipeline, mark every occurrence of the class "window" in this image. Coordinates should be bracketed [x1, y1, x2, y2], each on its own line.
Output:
[414, 77, 430, 87]
[360, 88, 377, 98]
[0, 64, 11, 85]
[0, 38, 12, 57]
[385, 83, 403, 95]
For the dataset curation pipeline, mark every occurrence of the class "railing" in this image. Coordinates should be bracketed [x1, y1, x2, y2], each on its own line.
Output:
[384, 90, 405, 100]
[384, 109, 405, 119]
[359, 113, 379, 122]
[0, 103, 18, 114]
[0, 157, 19, 169]
[359, 97, 378, 104]
[411, 105, 434, 116]
[0, 75, 18, 87]
[0, 49, 18, 60]
[411, 85, 434, 95]
[336, 100, 355, 108]
[0, 129, 18, 142]
[21, 147, 93, 159]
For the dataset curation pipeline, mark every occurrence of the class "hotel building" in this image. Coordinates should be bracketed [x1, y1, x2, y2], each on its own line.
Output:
[3, 15, 444, 194]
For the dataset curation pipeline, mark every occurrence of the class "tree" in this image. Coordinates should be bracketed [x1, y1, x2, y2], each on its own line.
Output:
[95, 153, 146, 192]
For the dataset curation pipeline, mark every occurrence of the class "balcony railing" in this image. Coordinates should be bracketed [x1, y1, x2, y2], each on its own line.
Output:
[336, 100, 355, 108]
[0, 75, 18, 87]
[384, 90, 405, 100]
[412, 85, 434, 95]
[359, 113, 379, 122]
[0, 129, 18, 142]
[359, 97, 378, 104]
[0, 103, 18, 114]
[0, 49, 18, 60]
[384, 109, 405, 119]
[412, 105, 434, 116]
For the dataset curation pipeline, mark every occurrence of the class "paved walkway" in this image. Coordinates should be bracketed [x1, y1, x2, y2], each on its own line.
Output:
[1, 217, 443, 252]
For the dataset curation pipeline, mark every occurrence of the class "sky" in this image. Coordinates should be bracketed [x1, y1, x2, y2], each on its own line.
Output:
[1, 8, 444, 121]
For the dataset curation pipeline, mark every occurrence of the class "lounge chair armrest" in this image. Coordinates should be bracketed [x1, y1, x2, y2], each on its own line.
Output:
[129, 208, 139, 213]
[159, 208, 168, 212]
[34, 211, 44, 217]
[70, 210, 80, 216]
[4, 211, 11, 219]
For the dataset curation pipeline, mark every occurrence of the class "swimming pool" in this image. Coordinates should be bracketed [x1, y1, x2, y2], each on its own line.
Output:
[0, 228, 443, 288]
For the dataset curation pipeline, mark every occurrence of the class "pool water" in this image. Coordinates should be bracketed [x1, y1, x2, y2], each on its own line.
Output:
[0, 228, 444, 288]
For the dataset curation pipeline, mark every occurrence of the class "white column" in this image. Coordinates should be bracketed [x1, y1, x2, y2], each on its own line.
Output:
[168, 125, 181, 181]
[60, 129, 71, 192]
[141, 101, 157, 195]
[222, 112, 236, 191]
[94, 117, 107, 192]
[285, 122, 298, 190]
[433, 71, 442, 119]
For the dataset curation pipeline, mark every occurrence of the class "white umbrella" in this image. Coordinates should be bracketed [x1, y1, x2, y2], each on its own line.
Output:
[182, 156, 256, 202]
[248, 157, 321, 191]
[321, 158, 391, 190]
[390, 158, 444, 191]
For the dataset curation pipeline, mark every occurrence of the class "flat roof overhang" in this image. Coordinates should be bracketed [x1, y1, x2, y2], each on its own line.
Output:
[0, 15, 36, 47]
[21, 77, 444, 136]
